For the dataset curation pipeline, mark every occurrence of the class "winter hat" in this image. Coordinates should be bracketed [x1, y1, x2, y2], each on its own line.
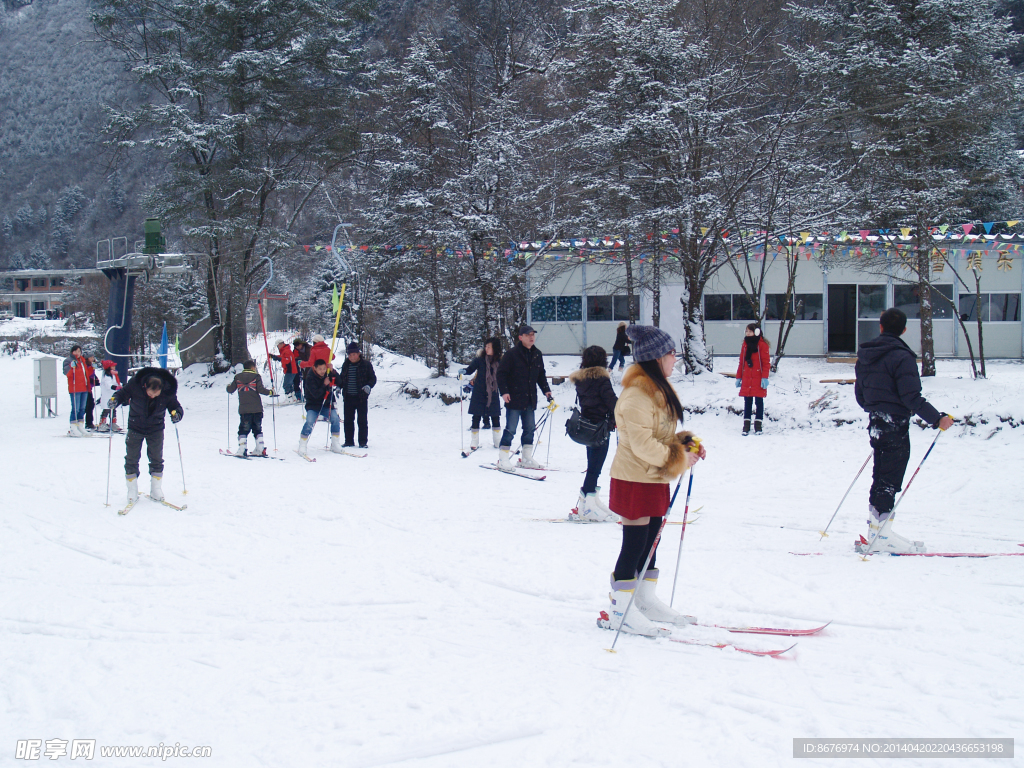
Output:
[312, 334, 325, 344]
[346, 342, 360, 354]
[626, 324, 675, 362]
[101, 359, 116, 370]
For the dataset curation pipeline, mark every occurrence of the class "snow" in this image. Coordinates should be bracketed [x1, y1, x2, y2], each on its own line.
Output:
[3, 345, 1023, 766]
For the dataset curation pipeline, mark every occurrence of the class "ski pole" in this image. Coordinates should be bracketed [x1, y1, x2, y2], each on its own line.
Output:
[819, 452, 873, 540]
[860, 428, 945, 560]
[669, 467, 696, 608]
[545, 399, 557, 467]
[104, 409, 115, 507]
[228, 393, 233, 452]
[257, 299, 277, 452]
[459, 373, 465, 453]
[173, 421, 187, 495]
[608, 474, 686, 653]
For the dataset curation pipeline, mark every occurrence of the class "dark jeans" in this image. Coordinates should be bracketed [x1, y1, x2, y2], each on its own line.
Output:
[85, 392, 95, 428]
[582, 440, 610, 494]
[501, 408, 536, 447]
[344, 395, 368, 446]
[471, 413, 498, 430]
[292, 372, 302, 398]
[238, 412, 264, 437]
[125, 429, 165, 477]
[868, 412, 911, 515]
[282, 373, 295, 396]
[609, 350, 626, 369]
[743, 396, 764, 420]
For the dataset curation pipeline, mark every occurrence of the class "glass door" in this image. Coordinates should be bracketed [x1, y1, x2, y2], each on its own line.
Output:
[828, 284, 856, 353]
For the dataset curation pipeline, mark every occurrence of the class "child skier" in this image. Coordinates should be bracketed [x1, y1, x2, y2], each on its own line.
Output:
[226, 360, 273, 456]
[270, 340, 300, 402]
[298, 358, 345, 456]
[109, 367, 184, 503]
[97, 360, 123, 433]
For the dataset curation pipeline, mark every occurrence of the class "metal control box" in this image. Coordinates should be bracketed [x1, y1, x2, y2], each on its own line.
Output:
[34, 356, 58, 417]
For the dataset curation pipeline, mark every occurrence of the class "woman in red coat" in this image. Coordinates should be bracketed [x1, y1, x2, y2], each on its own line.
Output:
[735, 323, 770, 435]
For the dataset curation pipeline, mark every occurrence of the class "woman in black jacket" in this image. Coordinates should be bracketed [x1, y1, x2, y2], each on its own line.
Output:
[568, 346, 618, 522]
[461, 336, 503, 450]
[609, 322, 630, 370]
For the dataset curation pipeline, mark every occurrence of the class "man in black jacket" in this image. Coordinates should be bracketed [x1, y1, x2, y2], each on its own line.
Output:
[340, 342, 376, 448]
[110, 367, 184, 504]
[496, 325, 553, 470]
[854, 308, 953, 554]
[299, 358, 344, 456]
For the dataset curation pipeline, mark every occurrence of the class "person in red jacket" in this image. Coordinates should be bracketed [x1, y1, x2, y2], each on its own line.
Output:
[62, 344, 91, 436]
[270, 340, 299, 402]
[735, 323, 771, 435]
[301, 334, 333, 370]
[291, 339, 309, 399]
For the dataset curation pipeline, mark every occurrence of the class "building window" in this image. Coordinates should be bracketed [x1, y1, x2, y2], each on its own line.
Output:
[894, 284, 954, 319]
[762, 293, 825, 321]
[50, 277, 64, 287]
[16, 279, 28, 291]
[959, 293, 1021, 322]
[32, 278, 46, 288]
[32, 301, 46, 312]
[531, 295, 584, 322]
[794, 293, 823, 320]
[704, 294, 731, 321]
[587, 295, 633, 321]
[556, 295, 582, 321]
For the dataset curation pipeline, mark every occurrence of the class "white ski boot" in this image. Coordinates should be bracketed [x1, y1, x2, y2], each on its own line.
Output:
[492, 429, 502, 448]
[470, 430, 480, 450]
[635, 568, 696, 625]
[330, 435, 346, 454]
[497, 445, 513, 471]
[150, 474, 164, 502]
[74, 420, 87, 437]
[593, 488, 617, 520]
[519, 443, 542, 469]
[235, 437, 247, 457]
[254, 435, 266, 457]
[297, 436, 309, 456]
[578, 492, 616, 522]
[126, 474, 139, 504]
[859, 505, 926, 554]
[605, 577, 670, 637]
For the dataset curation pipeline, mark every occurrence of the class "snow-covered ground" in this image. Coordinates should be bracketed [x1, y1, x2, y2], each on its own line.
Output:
[3, 345, 1023, 767]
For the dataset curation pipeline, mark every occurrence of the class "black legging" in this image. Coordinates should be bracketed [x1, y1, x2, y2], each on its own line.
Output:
[613, 518, 663, 581]
[743, 396, 764, 420]
[470, 413, 497, 430]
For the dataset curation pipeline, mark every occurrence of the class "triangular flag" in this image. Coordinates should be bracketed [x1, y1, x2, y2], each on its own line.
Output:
[983, 222, 994, 234]
[962, 224, 973, 235]
[1007, 220, 1019, 227]
[332, 283, 340, 313]
[174, 335, 179, 357]
[901, 228, 911, 238]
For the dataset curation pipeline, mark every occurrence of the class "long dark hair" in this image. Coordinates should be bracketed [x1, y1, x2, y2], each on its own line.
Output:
[636, 359, 684, 424]
[743, 323, 766, 367]
[484, 336, 503, 361]
[580, 345, 607, 369]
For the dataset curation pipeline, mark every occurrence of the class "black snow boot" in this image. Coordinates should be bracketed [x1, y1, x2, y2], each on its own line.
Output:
[754, 420, 762, 434]
[742, 419, 751, 436]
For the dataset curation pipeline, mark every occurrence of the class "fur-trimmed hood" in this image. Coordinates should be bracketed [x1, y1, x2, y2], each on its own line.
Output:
[620, 363, 666, 408]
[568, 365, 611, 383]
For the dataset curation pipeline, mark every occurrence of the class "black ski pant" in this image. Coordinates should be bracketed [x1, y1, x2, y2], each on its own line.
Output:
[343, 395, 368, 446]
[470, 413, 498, 430]
[125, 429, 165, 478]
[238, 412, 264, 438]
[85, 392, 96, 429]
[868, 412, 911, 516]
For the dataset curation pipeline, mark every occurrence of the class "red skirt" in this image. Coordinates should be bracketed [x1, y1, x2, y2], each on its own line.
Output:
[609, 479, 670, 520]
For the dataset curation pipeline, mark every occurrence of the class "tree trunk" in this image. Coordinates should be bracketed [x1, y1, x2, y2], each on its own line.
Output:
[916, 228, 936, 377]
[623, 239, 637, 322]
[651, 252, 661, 328]
[430, 253, 447, 377]
[974, 271, 987, 379]
[679, 238, 711, 374]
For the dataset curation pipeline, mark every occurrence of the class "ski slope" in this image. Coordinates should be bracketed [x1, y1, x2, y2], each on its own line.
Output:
[2, 347, 1023, 766]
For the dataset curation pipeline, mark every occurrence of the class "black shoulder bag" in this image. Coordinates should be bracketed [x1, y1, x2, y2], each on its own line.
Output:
[565, 393, 610, 447]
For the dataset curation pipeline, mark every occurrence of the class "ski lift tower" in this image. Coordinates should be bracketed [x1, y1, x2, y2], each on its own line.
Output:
[96, 218, 198, 383]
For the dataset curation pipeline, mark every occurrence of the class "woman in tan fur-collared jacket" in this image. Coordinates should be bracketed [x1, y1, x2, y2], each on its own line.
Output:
[604, 324, 706, 638]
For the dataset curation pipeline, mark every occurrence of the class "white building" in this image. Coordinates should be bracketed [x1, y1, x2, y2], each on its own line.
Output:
[524, 238, 1024, 359]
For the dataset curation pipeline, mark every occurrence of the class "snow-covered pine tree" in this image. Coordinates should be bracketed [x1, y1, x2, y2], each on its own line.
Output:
[790, 0, 1024, 375]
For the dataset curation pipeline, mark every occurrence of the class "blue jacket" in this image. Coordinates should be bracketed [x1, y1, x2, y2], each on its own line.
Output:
[855, 332, 941, 426]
